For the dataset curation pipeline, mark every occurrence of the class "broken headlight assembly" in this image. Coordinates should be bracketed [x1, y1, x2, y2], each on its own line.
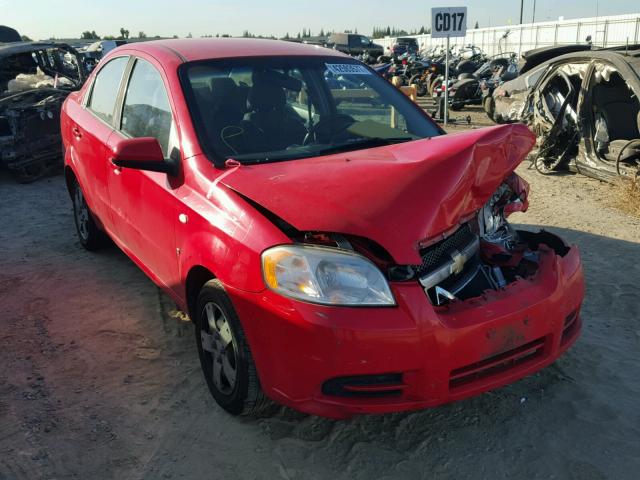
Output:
[262, 245, 396, 306]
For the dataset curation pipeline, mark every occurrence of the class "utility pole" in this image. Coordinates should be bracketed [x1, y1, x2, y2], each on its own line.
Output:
[520, 0, 524, 24]
[532, 0, 537, 24]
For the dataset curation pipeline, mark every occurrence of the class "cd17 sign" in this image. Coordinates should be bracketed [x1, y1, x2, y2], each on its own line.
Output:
[431, 7, 467, 38]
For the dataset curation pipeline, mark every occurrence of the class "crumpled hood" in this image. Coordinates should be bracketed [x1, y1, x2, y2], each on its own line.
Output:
[222, 124, 535, 264]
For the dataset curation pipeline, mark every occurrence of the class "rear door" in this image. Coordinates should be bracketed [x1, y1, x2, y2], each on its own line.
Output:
[106, 55, 182, 293]
[67, 56, 129, 226]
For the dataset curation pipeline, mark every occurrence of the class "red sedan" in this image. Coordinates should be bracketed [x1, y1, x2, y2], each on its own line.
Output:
[61, 39, 584, 419]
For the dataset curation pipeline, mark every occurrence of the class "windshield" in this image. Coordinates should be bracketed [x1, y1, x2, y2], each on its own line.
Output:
[180, 56, 440, 165]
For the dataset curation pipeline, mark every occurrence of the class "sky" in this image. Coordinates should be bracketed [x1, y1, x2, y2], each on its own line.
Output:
[1, 0, 638, 40]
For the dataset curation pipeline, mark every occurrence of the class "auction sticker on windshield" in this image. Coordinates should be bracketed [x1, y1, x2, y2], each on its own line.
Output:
[326, 64, 371, 75]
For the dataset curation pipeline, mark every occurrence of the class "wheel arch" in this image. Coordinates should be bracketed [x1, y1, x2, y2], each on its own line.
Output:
[185, 265, 217, 321]
[64, 165, 77, 198]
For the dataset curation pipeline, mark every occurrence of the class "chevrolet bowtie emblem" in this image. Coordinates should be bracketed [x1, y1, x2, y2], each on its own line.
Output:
[449, 250, 467, 275]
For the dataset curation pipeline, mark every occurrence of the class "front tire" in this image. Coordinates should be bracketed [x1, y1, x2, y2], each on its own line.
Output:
[71, 178, 107, 251]
[194, 280, 272, 416]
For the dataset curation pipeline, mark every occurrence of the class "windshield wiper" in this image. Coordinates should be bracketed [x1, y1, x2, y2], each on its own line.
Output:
[316, 137, 414, 155]
[230, 137, 415, 165]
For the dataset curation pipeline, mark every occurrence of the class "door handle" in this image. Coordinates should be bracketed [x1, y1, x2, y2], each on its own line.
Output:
[72, 126, 82, 139]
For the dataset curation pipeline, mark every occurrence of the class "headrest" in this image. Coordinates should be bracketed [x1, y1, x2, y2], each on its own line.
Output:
[210, 77, 238, 100]
[248, 82, 286, 112]
[209, 77, 245, 123]
[252, 69, 302, 92]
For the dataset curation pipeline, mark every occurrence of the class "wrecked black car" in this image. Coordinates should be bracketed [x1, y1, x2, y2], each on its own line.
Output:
[0, 42, 86, 182]
[486, 47, 640, 182]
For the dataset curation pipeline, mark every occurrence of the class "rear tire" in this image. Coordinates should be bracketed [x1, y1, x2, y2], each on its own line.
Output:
[483, 96, 495, 121]
[194, 279, 273, 416]
[71, 178, 108, 251]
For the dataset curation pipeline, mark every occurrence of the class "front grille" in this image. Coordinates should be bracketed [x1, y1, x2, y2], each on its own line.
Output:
[449, 337, 546, 390]
[417, 223, 477, 276]
[321, 373, 405, 398]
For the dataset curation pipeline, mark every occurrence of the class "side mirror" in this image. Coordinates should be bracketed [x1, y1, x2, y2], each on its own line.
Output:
[110, 137, 177, 175]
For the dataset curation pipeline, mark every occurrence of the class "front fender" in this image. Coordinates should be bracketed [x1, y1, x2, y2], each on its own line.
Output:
[176, 182, 292, 296]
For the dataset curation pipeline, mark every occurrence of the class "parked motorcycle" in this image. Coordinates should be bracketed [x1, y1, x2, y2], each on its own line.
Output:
[427, 47, 487, 97]
[448, 54, 518, 111]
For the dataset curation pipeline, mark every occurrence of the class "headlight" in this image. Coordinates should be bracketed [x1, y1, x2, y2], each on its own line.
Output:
[261, 245, 395, 306]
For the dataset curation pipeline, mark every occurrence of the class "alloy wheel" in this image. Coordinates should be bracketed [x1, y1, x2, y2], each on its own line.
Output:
[200, 302, 238, 395]
[73, 186, 90, 241]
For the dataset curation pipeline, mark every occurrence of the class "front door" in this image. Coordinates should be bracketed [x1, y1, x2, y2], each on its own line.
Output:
[106, 56, 182, 294]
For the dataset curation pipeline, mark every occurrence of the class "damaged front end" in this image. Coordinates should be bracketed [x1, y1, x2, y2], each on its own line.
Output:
[290, 172, 568, 310]
[0, 42, 85, 182]
[412, 173, 566, 306]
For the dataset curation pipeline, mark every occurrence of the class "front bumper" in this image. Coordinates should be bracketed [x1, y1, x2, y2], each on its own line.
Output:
[227, 235, 584, 419]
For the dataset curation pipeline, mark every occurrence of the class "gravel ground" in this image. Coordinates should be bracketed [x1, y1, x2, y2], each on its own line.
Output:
[1, 115, 639, 479]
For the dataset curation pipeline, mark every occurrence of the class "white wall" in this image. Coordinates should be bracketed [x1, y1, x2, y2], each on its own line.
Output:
[377, 13, 640, 56]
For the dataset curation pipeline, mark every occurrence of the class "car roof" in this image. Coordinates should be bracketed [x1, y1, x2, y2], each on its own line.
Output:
[519, 44, 593, 73]
[124, 38, 347, 63]
[530, 49, 640, 76]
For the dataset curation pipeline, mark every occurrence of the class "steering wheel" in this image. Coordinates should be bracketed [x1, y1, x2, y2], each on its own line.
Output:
[532, 72, 578, 175]
[304, 113, 356, 145]
[541, 71, 574, 124]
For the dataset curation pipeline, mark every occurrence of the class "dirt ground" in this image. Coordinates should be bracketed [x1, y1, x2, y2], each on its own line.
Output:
[1, 113, 640, 479]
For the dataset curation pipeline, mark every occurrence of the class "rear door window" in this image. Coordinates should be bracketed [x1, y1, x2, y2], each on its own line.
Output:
[120, 58, 176, 156]
[87, 56, 129, 124]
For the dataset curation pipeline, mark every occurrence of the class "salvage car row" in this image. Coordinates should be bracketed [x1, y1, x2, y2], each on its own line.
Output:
[374, 38, 640, 182]
[486, 44, 640, 182]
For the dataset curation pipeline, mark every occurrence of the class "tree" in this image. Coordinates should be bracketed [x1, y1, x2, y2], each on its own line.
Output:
[319, 28, 325, 37]
[474, 21, 479, 29]
[81, 30, 100, 40]
[119, 27, 130, 39]
[386, 26, 391, 36]
[284, 32, 290, 39]
[138, 31, 147, 39]
[186, 32, 193, 38]
[20, 34, 33, 42]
